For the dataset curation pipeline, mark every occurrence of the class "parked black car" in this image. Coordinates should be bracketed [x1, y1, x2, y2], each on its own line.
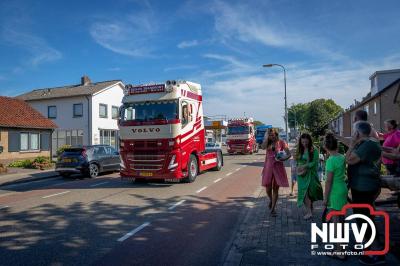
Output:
[56, 145, 121, 178]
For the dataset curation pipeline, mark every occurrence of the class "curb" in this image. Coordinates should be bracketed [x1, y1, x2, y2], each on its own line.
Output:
[0, 172, 60, 187]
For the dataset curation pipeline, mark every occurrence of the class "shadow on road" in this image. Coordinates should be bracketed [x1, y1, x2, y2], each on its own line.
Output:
[0, 193, 256, 266]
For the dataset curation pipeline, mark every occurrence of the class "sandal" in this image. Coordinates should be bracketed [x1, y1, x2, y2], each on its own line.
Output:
[268, 201, 272, 209]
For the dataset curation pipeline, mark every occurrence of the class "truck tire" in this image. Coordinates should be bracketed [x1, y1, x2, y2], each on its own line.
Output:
[213, 151, 223, 171]
[182, 155, 198, 183]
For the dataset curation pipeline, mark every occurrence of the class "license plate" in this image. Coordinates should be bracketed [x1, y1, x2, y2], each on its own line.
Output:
[63, 158, 72, 163]
[139, 172, 153, 177]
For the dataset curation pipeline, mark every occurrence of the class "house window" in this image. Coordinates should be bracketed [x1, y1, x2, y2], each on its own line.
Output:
[48, 106, 57, 119]
[20, 132, 40, 151]
[73, 103, 83, 117]
[99, 104, 108, 118]
[99, 129, 119, 149]
[112, 106, 119, 119]
[364, 105, 369, 115]
[374, 102, 377, 115]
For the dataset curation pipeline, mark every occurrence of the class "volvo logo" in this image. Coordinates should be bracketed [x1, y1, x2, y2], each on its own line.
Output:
[132, 128, 161, 133]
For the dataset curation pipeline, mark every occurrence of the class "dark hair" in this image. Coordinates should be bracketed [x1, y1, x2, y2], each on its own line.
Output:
[385, 119, 398, 129]
[355, 121, 371, 136]
[267, 128, 279, 149]
[324, 132, 338, 151]
[355, 110, 368, 121]
[297, 133, 313, 161]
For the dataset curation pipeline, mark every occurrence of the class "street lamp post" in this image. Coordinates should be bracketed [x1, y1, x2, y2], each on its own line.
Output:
[263, 64, 288, 142]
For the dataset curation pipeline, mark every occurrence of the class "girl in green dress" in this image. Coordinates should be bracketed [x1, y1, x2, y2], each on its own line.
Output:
[323, 132, 348, 260]
[296, 133, 323, 220]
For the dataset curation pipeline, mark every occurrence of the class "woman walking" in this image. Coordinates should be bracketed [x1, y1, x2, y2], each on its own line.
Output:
[323, 133, 348, 260]
[381, 119, 400, 175]
[261, 128, 291, 216]
[296, 133, 323, 220]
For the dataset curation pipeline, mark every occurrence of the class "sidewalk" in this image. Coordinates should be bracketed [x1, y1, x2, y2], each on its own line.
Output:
[0, 168, 59, 187]
[223, 186, 400, 266]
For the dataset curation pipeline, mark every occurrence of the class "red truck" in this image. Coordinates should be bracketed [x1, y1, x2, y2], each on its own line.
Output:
[118, 80, 223, 183]
[226, 118, 258, 155]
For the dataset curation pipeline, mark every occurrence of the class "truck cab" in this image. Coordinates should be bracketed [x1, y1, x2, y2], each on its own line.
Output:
[118, 80, 223, 183]
[255, 125, 272, 148]
[226, 118, 258, 155]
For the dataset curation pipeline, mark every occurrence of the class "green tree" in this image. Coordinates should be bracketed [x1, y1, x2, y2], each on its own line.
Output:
[288, 103, 309, 130]
[304, 99, 343, 137]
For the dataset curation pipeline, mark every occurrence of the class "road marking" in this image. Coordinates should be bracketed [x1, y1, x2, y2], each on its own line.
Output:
[90, 181, 109, 187]
[42, 190, 70, 199]
[213, 178, 223, 183]
[0, 205, 9, 210]
[168, 200, 186, 210]
[226, 172, 233, 176]
[235, 167, 241, 171]
[196, 186, 207, 193]
[118, 222, 150, 242]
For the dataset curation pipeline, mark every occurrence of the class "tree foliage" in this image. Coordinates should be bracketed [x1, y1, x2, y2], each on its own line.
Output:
[253, 120, 264, 127]
[288, 99, 343, 137]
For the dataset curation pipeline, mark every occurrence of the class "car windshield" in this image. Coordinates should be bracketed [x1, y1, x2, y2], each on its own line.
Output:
[206, 143, 215, 147]
[227, 126, 249, 135]
[121, 100, 179, 122]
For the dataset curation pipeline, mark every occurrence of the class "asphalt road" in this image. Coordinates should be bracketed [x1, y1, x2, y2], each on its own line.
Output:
[0, 151, 265, 266]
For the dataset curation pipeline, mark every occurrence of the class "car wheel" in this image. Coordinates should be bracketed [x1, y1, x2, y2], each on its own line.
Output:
[89, 163, 99, 178]
[182, 155, 198, 183]
[213, 151, 223, 171]
[60, 173, 70, 178]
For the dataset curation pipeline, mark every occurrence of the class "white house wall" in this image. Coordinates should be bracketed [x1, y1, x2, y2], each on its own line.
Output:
[28, 96, 91, 144]
[91, 83, 124, 145]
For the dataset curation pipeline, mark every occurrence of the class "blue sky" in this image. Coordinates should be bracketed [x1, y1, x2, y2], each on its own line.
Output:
[1, 0, 400, 127]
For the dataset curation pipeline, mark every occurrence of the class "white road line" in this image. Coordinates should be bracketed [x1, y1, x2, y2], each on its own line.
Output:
[226, 172, 233, 176]
[196, 186, 207, 193]
[42, 191, 70, 199]
[168, 200, 186, 210]
[213, 178, 223, 183]
[235, 168, 241, 171]
[90, 181, 109, 187]
[0, 205, 9, 210]
[118, 222, 150, 242]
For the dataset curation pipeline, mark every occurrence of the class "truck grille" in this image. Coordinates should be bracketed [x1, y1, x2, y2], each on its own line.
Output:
[230, 144, 246, 149]
[127, 153, 166, 171]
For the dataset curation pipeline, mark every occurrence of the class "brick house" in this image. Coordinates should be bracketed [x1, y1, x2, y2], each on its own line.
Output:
[330, 69, 400, 137]
[0, 97, 57, 164]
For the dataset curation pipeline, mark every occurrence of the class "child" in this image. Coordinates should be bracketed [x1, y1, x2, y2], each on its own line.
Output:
[323, 132, 348, 260]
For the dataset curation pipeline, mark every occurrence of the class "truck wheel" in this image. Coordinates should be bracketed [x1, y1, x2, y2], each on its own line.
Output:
[213, 151, 223, 171]
[182, 155, 198, 183]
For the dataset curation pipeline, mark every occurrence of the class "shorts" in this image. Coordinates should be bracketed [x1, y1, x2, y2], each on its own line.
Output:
[291, 174, 297, 182]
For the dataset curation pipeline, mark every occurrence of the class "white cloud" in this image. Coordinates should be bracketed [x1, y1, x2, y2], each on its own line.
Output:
[201, 56, 400, 127]
[2, 28, 62, 66]
[177, 40, 199, 49]
[164, 65, 197, 72]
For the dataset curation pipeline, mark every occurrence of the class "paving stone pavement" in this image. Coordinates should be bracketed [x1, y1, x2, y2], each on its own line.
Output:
[223, 186, 400, 266]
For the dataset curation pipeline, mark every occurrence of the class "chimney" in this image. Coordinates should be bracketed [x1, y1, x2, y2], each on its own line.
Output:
[81, 75, 91, 86]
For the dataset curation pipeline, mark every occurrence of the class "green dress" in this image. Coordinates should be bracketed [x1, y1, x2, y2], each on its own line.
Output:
[297, 148, 323, 207]
[325, 154, 348, 210]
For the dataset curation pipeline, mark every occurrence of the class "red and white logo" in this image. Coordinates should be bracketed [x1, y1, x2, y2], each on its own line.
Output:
[311, 204, 390, 256]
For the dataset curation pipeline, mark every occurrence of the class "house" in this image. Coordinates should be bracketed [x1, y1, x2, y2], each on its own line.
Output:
[0, 96, 57, 164]
[330, 69, 400, 137]
[17, 76, 125, 155]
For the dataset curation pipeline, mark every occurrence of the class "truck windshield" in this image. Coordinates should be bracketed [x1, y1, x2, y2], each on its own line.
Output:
[121, 100, 179, 122]
[256, 130, 266, 137]
[227, 126, 249, 135]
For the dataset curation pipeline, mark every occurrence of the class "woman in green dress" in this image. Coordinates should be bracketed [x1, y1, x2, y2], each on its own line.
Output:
[296, 133, 323, 220]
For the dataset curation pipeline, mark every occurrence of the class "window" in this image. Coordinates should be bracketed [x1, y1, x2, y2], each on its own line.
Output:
[73, 103, 83, 117]
[112, 106, 119, 119]
[374, 102, 377, 115]
[48, 106, 57, 119]
[99, 129, 119, 149]
[364, 105, 369, 115]
[20, 132, 40, 151]
[99, 104, 108, 118]
[20, 133, 29, 151]
[181, 101, 192, 128]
